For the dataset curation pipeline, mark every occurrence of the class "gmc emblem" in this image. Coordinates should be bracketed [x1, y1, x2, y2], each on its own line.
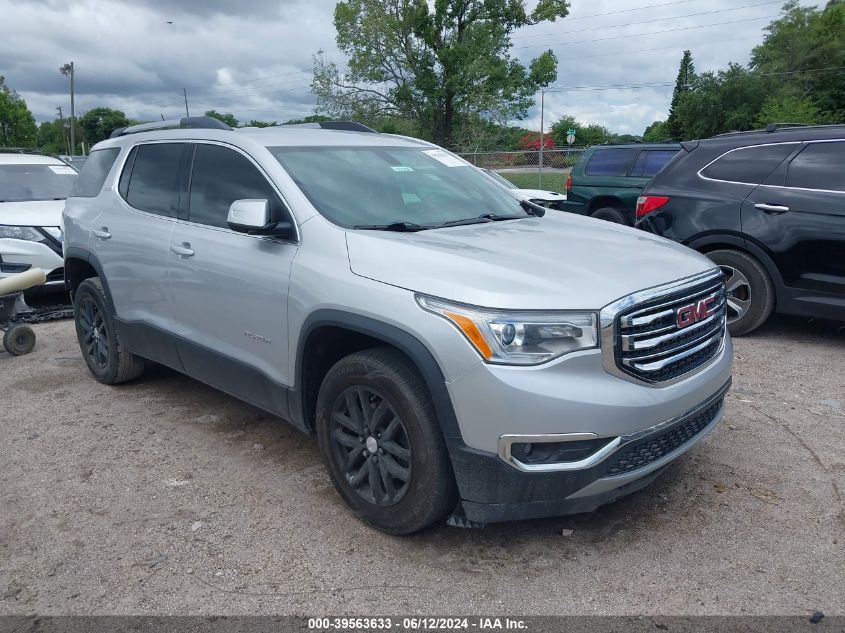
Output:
[677, 296, 716, 328]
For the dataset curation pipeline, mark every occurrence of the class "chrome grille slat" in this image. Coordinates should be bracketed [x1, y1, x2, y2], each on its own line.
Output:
[606, 270, 727, 384]
[622, 300, 726, 352]
[620, 283, 724, 327]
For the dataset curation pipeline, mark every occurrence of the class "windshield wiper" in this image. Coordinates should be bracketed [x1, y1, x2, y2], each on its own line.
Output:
[435, 217, 493, 228]
[520, 199, 546, 217]
[353, 221, 429, 232]
[478, 213, 526, 221]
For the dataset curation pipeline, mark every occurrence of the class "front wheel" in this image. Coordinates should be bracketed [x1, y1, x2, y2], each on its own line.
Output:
[316, 348, 457, 534]
[706, 249, 775, 336]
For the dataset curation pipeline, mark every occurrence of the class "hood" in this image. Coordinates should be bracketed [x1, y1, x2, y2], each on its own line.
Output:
[346, 212, 717, 310]
[0, 200, 65, 227]
[516, 188, 566, 201]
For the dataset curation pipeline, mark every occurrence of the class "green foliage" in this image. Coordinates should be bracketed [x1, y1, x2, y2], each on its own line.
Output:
[667, 50, 694, 139]
[282, 114, 333, 125]
[37, 120, 68, 154]
[244, 120, 279, 127]
[549, 115, 610, 147]
[204, 110, 239, 127]
[80, 107, 130, 145]
[313, 0, 569, 147]
[755, 95, 822, 127]
[661, 2, 844, 140]
[0, 76, 37, 147]
[642, 120, 670, 142]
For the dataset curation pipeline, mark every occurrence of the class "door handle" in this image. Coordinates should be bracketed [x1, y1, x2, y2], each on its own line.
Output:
[754, 203, 789, 214]
[92, 227, 111, 240]
[170, 242, 195, 257]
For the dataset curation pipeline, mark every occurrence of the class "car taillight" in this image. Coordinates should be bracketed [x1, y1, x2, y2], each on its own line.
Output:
[636, 195, 670, 218]
[566, 174, 572, 191]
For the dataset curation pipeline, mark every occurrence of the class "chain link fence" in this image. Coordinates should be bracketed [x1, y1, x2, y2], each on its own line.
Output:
[458, 148, 586, 192]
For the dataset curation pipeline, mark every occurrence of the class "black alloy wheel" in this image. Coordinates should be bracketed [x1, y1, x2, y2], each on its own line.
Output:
[329, 385, 413, 506]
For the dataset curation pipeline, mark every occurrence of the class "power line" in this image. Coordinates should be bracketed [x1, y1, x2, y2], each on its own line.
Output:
[561, 0, 696, 21]
[514, 14, 778, 49]
[556, 33, 760, 62]
[512, 0, 782, 40]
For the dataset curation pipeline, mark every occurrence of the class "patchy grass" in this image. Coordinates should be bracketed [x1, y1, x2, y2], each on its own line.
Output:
[498, 171, 568, 193]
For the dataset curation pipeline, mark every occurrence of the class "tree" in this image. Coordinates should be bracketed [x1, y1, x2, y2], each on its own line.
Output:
[313, 0, 568, 148]
[642, 120, 670, 142]
[666, 50, 695, 139]
[204, 110, 239, 127]
[755, 95, 822, 127]
[0, 76, 37, 147]
[80, 107, 130, 145]
[37, 119, 68, 154]
[750, 0, 845, 122]
[550, 115, 611, 147]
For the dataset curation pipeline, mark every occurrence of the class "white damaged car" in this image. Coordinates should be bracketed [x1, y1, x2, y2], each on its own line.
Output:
[482, 168, 567, 210]
[0, 153, 77, 293]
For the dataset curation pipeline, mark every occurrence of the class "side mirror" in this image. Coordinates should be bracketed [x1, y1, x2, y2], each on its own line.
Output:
[227, 199, 294, 239]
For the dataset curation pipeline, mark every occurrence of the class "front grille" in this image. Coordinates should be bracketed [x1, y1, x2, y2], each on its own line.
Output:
[601, 398, 723, 477]
[613, 274, 726, 383]
[46, 267, 64, 282]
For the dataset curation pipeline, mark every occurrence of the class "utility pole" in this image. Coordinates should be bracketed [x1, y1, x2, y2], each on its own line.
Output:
[60, 62, 75, 155]
[183, 88, 190, 117]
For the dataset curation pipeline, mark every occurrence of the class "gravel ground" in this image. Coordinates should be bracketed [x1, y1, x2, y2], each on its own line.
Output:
[1, 316, 843, 616]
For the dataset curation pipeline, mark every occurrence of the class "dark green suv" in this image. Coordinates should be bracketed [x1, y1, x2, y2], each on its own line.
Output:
[562, 143, 681, 225]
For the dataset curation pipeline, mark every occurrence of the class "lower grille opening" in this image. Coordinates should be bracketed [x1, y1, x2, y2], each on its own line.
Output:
[600, 398, 723, 477]
[512, 437, 615, 465]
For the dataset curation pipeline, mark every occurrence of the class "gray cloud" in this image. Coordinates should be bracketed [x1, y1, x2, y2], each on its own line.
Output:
[1, 0, 827, 136]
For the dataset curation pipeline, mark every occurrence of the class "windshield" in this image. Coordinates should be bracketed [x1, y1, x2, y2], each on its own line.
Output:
[484, 169, 518, 189]
[0, 163, 77, 202]
[269, 146, 529, 228]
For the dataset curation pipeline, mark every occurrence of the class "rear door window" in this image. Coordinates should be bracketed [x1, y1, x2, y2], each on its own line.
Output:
[585, 148, 639, 176]
[123, 143, 187, 217]
[70, 148, 119, 197]
[634, 150, 680, 177]
[701, 143, 797, 185]
[785, 142, 845, 192]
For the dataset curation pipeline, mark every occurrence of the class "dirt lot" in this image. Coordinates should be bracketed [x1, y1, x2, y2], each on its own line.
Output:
[1, 316, 843, 616]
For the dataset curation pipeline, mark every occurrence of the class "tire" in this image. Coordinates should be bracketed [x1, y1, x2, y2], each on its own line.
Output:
[591, 206, 631, 225]
[316, 347, 457, 534]
[73, 278, 145, 384]
[706, 249, 775, 336]
[3, 324, 36, 356]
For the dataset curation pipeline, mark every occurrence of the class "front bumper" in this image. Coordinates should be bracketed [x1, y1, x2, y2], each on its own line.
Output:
[0, 238, 64, 291]
[449, 378, 729, 523]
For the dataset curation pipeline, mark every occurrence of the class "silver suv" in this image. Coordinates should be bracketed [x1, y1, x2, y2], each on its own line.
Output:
[63, 117, 733, 534]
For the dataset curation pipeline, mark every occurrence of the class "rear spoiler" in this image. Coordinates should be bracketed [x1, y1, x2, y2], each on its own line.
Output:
[681, 140, 699, 152]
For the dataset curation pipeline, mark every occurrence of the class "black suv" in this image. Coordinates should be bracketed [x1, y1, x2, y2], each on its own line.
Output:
[636, 124, 845, 335]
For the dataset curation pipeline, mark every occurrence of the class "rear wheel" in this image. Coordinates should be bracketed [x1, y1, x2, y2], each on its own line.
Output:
[316, 348, 457, 534]
[706, 249, 775, 336]
[74, 278, 145, 384]
[591, 206, 631, 225]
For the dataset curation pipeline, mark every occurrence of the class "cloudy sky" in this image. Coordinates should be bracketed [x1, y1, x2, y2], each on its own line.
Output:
[1, 0, 827, 139]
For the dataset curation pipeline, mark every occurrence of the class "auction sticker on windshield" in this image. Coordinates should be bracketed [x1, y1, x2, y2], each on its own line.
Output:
[422, 149, 467, 167]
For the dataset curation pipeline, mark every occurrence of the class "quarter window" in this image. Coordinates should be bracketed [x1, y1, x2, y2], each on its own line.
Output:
[785, 142, 845, 192]
[123, 143, 186, 217]
[188, 144, 283, 229]
[701, 144, 796, 185]
[70, 148, 119, 197]
[630, 150, 679, 178]
[585, 148, 639, 176]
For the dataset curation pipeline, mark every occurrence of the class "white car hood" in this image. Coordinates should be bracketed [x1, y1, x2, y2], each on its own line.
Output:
[0, 200, 65, 227]
[516, 188, 566, 201]
[346, 212, 716, 310]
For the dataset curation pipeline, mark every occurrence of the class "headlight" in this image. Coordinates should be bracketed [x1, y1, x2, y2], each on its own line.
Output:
[0, 225, 45, 241]
[417, 295, 598, 365]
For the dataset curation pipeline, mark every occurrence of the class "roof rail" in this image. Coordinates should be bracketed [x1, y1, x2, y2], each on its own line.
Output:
[282, 121, 378, 133]
[110, 115, 233, 138]
[765, 122, 807, 132]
